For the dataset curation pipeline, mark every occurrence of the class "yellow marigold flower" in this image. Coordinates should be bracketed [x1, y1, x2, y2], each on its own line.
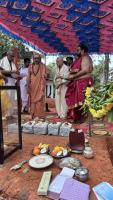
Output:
[91, 112, 97, 118]
[89, 108, 95, 113]
[97, 109, 106, 117]
[89, 108, 97, 117]
[93, 112, 101, 118]
[105, 103, 113, 111]
[89, 108, 106, 118]
[85, 87, 92, 98]
[101, 108, 107, 115]
[109, 91, 113, 97]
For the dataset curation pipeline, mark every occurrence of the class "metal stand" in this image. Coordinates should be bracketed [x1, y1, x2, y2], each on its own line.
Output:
[0, 86, 22, 164]
[88, 112, 93, 137]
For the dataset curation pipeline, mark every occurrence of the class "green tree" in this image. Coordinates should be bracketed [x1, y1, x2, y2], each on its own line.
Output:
[93, 54, 110, 86]
[103, 54, 110, 84]
[93, 57, 104, 86]
[0, 32, 31, 59]
[47, 62, 55, 79]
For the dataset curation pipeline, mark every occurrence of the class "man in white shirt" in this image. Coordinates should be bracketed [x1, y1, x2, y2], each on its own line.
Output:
[0, 50, 19, 117]
[20, 58, 30, 113]
[54, 57, 69, 119]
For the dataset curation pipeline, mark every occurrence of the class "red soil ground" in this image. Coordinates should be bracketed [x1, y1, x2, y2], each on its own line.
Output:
[0, 135, 113, 200]
[0, 98, 113, 199]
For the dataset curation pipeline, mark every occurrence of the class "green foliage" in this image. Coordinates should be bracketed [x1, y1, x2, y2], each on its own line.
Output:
[0, 32, 32, 59]
[108, 107, 113, 123]
[47, 62, 55, 79]
[93, 57, 105, 86]
[92, 54, 110, 86]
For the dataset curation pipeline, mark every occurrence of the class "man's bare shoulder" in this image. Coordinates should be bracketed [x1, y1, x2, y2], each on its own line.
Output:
[82, 54, 92, 63]
[82, 54, 91, 60]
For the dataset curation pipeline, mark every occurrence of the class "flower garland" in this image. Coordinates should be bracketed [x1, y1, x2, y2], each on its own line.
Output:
[83, 83, 113, 121]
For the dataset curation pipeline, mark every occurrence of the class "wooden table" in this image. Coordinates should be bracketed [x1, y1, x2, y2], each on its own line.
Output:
[0, 134, 113, 200]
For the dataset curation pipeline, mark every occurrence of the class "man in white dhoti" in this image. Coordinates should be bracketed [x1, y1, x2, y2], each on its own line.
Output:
[0, 50, 19, 118]
[54, 57, 69, 119]
[20, 58, 30, 113]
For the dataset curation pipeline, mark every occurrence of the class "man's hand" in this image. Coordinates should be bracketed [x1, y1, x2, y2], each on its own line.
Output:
[70, 69, 79, 74]
[11, 73, 21, 79]
[56, 85, 60, 89]
[68, 74, 75, 80]
[56, 84, 61, 89]
[17, 76, 23, 80]
[56, 75, 63, 79]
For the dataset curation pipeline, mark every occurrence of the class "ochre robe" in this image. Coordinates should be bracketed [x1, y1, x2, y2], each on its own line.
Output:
[28, 63, 47, 119]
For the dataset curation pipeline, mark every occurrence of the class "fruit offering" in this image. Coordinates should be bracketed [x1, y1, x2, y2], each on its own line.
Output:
[32, 143, 49, 155]
[51, 146, 69, 158]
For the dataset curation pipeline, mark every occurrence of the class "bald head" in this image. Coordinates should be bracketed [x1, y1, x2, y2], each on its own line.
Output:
[56, 57, 64, 68]
[7, 49, 14, 62]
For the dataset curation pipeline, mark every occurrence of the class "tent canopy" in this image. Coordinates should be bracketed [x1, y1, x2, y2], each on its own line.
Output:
[0, 0, 113, 55]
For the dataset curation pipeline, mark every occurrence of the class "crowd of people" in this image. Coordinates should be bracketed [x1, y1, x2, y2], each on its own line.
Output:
[0, 43, 93, 123]
[0, 50, 47, 120]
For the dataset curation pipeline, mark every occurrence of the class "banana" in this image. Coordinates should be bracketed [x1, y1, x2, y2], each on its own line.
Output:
[39, 143, 49, 148]
[38, 143, 42, 148]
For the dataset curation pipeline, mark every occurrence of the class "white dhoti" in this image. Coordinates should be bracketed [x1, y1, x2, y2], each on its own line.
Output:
[54, 64, 69, 118]
[55, 85, 68, 118]
[20, 78, 28, 110]
[20, 68, 28, 111]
